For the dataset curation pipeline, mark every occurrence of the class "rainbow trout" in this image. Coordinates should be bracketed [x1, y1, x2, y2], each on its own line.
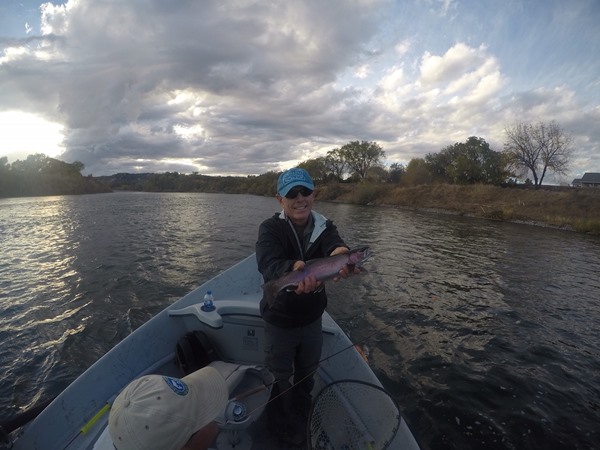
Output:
[262, 246, 371, 307]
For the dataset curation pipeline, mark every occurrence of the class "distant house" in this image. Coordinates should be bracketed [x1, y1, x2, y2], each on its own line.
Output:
[573, 172, 600, 187]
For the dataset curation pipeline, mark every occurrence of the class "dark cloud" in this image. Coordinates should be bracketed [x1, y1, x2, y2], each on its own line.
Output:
[0, 0, 598, 182]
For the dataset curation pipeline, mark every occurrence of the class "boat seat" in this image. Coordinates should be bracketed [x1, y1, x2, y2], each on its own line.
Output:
[209, 361, 274, 450]
[169, 299, 262, 328]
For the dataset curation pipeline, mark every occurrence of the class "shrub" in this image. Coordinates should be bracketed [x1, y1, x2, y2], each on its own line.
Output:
[350, 183, 387, 205]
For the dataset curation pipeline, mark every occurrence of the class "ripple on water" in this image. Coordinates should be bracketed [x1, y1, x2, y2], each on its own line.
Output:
[1, 194, 600, 449]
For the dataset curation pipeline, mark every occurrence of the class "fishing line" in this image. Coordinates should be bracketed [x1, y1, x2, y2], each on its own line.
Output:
[240, 317, 403, 419]
[52, 318, 402, 449]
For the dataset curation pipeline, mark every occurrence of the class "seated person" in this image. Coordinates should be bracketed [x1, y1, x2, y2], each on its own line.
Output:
[108, 366, 229, 450]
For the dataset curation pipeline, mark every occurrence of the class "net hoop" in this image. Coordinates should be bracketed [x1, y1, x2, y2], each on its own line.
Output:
[308, 379, 402, 450]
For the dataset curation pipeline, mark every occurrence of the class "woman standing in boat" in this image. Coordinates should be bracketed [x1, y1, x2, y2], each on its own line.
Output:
[256, 167, 356, 447]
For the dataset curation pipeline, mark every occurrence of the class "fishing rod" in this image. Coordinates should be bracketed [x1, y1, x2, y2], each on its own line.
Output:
[240, 317, 403, 418]
[1, 318, 402, 448]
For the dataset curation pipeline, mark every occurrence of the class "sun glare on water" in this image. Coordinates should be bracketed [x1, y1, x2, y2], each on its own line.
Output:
[0, 111, 65, 161]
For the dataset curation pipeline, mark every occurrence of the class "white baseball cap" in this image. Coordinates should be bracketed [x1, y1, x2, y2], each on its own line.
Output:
[108, 366, 229, 450]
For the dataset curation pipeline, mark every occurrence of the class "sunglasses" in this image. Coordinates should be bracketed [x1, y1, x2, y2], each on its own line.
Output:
[284, 187, 314, 199]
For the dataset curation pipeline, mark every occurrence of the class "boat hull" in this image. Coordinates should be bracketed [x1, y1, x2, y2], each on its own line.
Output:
[9, 254, 420, 450]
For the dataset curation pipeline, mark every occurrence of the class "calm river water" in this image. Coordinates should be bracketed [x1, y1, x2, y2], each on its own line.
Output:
[1, 192, 599, 449]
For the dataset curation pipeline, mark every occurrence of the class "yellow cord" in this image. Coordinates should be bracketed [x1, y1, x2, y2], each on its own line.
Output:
[80, 403, 111, 435]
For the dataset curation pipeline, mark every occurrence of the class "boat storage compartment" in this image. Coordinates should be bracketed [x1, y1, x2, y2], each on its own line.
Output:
[169, 299, 266, 365]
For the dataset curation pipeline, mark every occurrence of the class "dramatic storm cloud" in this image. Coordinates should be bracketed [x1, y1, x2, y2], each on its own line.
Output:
[1, 0, 599, 183]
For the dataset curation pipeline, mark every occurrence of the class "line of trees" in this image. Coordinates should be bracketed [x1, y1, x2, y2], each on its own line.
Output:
[297, 137, 511, 186]
[2, 120, 574, 198]
[296, 121, 573, 189]
[0, 154, 110, 198]
[298, 140, 387, 183]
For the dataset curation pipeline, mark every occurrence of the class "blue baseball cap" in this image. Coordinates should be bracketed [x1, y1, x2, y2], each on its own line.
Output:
[277, 168, 315, 197]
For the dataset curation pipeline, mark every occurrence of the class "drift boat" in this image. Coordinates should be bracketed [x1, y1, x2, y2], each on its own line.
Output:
[3, 254, 421, 450]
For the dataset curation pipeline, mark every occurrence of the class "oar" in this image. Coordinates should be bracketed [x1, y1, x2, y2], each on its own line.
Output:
[0, 397, 55, 437]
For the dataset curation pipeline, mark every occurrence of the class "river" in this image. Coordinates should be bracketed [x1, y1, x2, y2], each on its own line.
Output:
[0, 192, 598, 449]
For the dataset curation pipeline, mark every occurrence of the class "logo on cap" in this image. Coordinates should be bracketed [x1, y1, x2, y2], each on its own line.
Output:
[163, 377, 189, 396]
[282, 169, 308, 185]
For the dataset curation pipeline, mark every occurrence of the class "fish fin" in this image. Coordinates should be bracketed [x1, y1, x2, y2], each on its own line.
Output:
[345, 263, 368, 276]
[346, 265, 368, 276]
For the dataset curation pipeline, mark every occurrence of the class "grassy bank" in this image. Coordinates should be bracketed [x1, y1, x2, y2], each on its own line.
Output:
[317, 183, 600, 235]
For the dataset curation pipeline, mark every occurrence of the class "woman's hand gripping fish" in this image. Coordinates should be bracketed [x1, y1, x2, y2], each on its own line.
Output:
[262, 246, 371, 307]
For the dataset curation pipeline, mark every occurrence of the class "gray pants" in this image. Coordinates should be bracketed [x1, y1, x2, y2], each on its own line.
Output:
[264, 317, 323, 424]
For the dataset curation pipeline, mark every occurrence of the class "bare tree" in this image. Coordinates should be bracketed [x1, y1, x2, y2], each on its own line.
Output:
[503, 121, 573, 187]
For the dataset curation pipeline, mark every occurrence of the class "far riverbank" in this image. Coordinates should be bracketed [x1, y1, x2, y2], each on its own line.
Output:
[317, 183, 600, 235]
[3, 178, 599, 234]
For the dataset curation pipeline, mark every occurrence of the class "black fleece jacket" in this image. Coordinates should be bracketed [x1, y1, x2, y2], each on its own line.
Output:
[256, 210, 347, 328]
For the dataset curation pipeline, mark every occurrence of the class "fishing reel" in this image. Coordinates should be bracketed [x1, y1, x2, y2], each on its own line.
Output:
[211, 362, 274, 450]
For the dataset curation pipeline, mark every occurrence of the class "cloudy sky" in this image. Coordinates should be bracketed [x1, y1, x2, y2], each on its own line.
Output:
[1, 0, 598, 182]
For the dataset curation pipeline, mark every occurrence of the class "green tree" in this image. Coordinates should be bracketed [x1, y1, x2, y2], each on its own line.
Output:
[338, 141, 385, 180]
[298, 158, 328, 183]
[11, 153, 49, 173]
[403, 158, 431, 186]
[503, 121, 573, 188]
[254, 171, 280, 195]
[366, 165, 388, 182]
[388, 162, 406, 183]
[44, 158, 85, 176]
[0, 154, 108, 198]
[71, 161, 85, 174]
[0, 156, 12, 194]
[429, 137, 508, 185]
[323, 148, 347, 181]
[425, 149, 454, 183]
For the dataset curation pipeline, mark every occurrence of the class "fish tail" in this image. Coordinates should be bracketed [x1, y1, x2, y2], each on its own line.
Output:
[262, 280, 282, 307]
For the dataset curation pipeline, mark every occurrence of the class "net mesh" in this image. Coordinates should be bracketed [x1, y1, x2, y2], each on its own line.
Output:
[308, 380, 401, 450]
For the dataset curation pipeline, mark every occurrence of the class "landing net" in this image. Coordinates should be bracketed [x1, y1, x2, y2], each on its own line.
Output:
[308, 380, 401, 450]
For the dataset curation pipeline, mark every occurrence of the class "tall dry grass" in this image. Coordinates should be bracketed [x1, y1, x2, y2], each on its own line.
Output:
[317, 182, 600, 234]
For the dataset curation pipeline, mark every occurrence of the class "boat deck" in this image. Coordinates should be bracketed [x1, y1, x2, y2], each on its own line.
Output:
[90, 365, 328, 450]
[219, 374, 329, 450]
[9, 255, 420, 450]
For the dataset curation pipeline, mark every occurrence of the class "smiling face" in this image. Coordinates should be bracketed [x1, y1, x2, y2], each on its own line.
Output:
[277, 186, 315, 226]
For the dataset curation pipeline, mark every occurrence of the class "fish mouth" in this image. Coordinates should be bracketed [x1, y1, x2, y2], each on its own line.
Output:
[354, 246, 372, 262]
